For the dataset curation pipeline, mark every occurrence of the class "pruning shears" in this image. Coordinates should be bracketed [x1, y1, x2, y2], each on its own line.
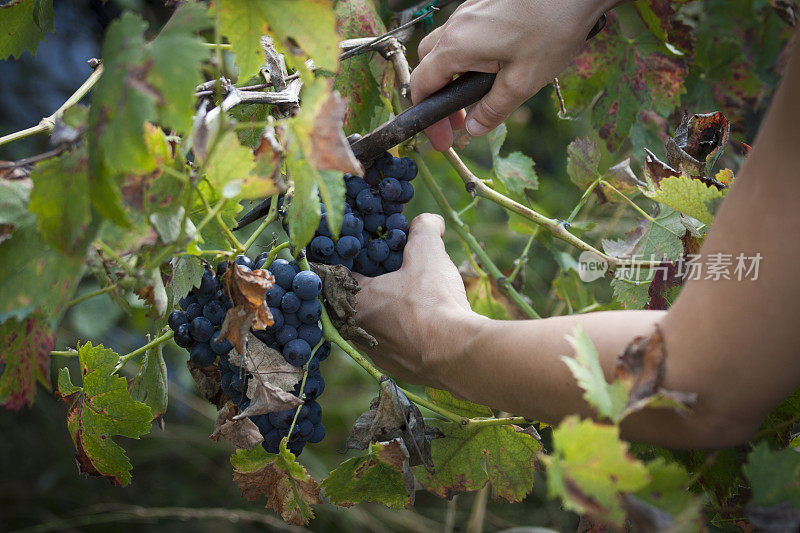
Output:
[234, 14, 607, 230]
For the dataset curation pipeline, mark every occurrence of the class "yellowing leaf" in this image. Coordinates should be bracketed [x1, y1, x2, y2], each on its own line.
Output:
[0, 314, 53, 410]
[644, 175, 726, 225]
[218, 0, 270, 81]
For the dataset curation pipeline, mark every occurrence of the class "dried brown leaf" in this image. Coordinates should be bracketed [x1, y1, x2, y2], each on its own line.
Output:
[220, 264, 275, 354]
[187, 359, 226, 409]
[210, 402, 264, 450]
[310, 91, 364, 176]
[313, 263, 376, 347]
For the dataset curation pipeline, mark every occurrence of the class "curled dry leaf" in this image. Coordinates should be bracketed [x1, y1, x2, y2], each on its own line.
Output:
[210, 402, 264, 450]
[310, 91, 364, 176]
[220, 263, 275, 354]
[614, 325, 698, 415]
[187, 359, 226, 409]
[313, 263, 376, 347]
[347, 377, 439, 470]
[228, 335, 304, 419]
[664, 111, 731, 181]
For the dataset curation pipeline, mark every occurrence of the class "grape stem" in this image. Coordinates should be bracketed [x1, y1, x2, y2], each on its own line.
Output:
[241, 196, 279, 254]
[0, 64, 104, 148]
[414, 154, 541, 320]
[65, 283, 118, 309]
[114, 331, 174, 372]
[440, 148, 662, 269]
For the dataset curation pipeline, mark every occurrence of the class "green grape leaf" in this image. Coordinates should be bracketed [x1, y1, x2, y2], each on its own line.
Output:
[286, 154, 322, 251]
[0, 0, 54, 60]
[744, 442, 800, 508]
[0, 180, 84, 322]
[189, 181, 243, 252]
[566, 137, 602, 191]
[218, 0, 270, 82]
[467, 276, 512, 320]
[0, 314, 54, 410]
[169, 255, 205, 304]
[558, 10, 685, 151]
[334, 0, 394, 134]
[553, 269, 596, 314]
[0, 176, 34, 243]
[629, 458, 705, 532]
[546, 416, 649, 527]
[205, 130, 256, 197]
[29, 149, 92, 255]
[562, 326, 629, 423]
[231, 441, 321, 525]
[425, 387, 493, 418]
[489, 124, 538, 196]
[128, 343, 168, 419]
[322, 438, 414, 509]
[258, 0, 340, 72]
[416, 421, 541, 502]
[643, 175, 726, 226]
[57, 342, 153, 486]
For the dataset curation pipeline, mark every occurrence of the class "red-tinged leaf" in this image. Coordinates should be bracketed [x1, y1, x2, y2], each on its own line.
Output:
[210, 402, 264, 450]
[0, 314, 53, 410]
[231, 443, 321, 525]
[220, 263, 275, 354]
[635, 0, 696, 53]
[665, 112, 730, 178]
[559, 12, 686, 151]
[310, 91, 364, 176]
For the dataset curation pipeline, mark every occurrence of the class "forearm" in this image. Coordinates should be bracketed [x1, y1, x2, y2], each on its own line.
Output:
[433, 309, 751, 449]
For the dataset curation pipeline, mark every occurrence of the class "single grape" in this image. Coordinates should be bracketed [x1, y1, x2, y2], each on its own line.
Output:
[280, 291, 302, 314]
[336, 235, 361, 259]
[383, 251, 403, 272]
[196, 292, 213, 306]
[355, 189, 381, 214]
[385, 213, 409, 233]
[220, 372, 233, 394]
[296, 419, 314, 440]
[362, 213, 385, 233]
[345, 175, 369, 198]
[284, 339, 312, 366]
[288, 439, 304, 456]
[366, 239, 390, 262]
[190, 316, 214, 342]
[386, 229, 407, 251]
[265, 285, 285, 307]
[330, 254, 354, 270]
[203, 300, 226, 326]
[307, 356, 320, 374]
[174, 323, 194, 349]
[263, 429, 282, 454]
[317, 214, 332, 237]
[399, 180, 414, 203]
[268, 409, 295, 429]
[364, 166, 382, 186]
[283, 311, 302, 328]
[307, 401, 322, 425]
[216, 261, 229, 279]
[185, 302, 203, 321]
[268, 307, 285, 331]
[382, 201, 404, 215]
[251, 327, 275, 346]
[341, 213, 364, 237]
[292, 271, 322, 301]
[168, 310, 189, 331]
[191, 343, 217, 366]
[379, 177, 402, 201]
[218, 353, 231, 372]
[309, 423, 326, 444]
[268, 258, 296, 290]
[298, 299, 322, 324]
[373, 152, 393, 173]
[303, 374, 325, 400]
[250, 414, 273, 435]
[382, 156, 405, 178]
[276, 325, 298, 346]
[316, 341, 331, 361]
[310, 235, 334, 258]
[210, 330, 233, 355]
[396, 157, 418, 181]
[178, 293, 197, 311]
[289, 260, 301, 274]
[354, 248, 379, 276]
[297, 324, 322, 347]
[235, 254, 254, 269]
[236, 264, 252, 272]
[254, 256, 268, 270]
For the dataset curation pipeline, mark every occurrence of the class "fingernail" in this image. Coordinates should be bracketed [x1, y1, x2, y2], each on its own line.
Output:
[465, 117, 489, 136]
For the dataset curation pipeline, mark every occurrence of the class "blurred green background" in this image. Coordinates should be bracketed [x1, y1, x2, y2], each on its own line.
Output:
[0, 1, 738, 531]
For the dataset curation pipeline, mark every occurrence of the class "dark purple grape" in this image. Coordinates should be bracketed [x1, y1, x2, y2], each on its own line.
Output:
[168, 310, 189, 331]
[297, 324, 322, 346]
[362, 213, 385, 233]
[289, 261, 301, 274]
[386, 213, 409, 233]
[265, 284, 285, 307]
[354, 249, 379, 276]
[269, 409, 296, 429]
[399, 181, 414, 203]
[185, 302, 203, 321]
[379, 177, 402, 201]
[341, 213, 364, 237]
[262, 429, 282, 453]
[230, 371, 249, 392]
[203, 300, 226, 326]
[284, 339, 312, 366]
[317, 214, 332, 237]
[179, 293, 197, 310]
[288, 439, 304, 456]
[191, 343, 216, 366]
[298, 299, 322, 324]
[197, 268, 217, 297]
[250, 414, 273, 435]
[211, 330, 233, 355]
[366, 239, 390, 262]
[307, 401, 322, 424]
[316, 341, 331, 361]
[355, 189, 381, 214]
[309, 423, 325, 444]
[336, 235, 361, 259]
[373, 153, 393, 173]
[365, 166, 382, 186]
[329, 253, 353, 270]
[292, 271, 322, 301]
[345, 175, 369, 198]
[281, 291, 302, 314]
[303, 374, 325, 400]
[310, 235, 334, 257]
[296, 419, 314, 440]
[383, 251, 403, 272]
[276, 325, 298, 346]
[268, 258, 296, 290]
[283, 311, 302, 328]
[396, 157, 418, 181]
[382, 201, 404, 215]
[190, 316, 214, 342]
[235, 254, 254, 269]
[196, 292, 213, 306]
[386, 229, 407, 251]
[216, 261, 229, 279]
[268, 307, 285, 330]
[307, 356, 320, 374]
[251, 327, 275, 346]
[174, 323, 194, 349]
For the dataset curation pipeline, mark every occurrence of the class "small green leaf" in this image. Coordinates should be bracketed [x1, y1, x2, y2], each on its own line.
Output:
[169, 255, 204, 304]
[58, 342, 153, 486]
[205, 130, 256, 196]
[416, 421, 541, 502]
[566, 137, 601, 191]
[494, 152, 538, 197]
[29, 149, 93, 254]
[643, 175, 726, 225]
[231, 441, 321, 525]
[634, 458, 705, 529]
[562, 326, 629, 423]
[322, 439, 413, 509]
[546, 416, 649, 527]
[744, 442, 800, 508]
[128, 343, 168, 419]
[219, 0, 269, 81]
[425, 387, 493, 418]
[0, 314, 54, 410]
[189, 182, 243, 252]
[467, 276, 511, 320]
[0, 0, 54, 60]
[286, 155, 322, 251]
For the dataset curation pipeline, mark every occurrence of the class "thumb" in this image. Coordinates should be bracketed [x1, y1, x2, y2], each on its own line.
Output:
[404, 214, 447, 265]
[464, 67, 533, 137]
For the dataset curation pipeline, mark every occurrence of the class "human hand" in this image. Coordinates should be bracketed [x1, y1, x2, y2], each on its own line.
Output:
[410, 0, 613, 151]
[352, 213, 479, 387]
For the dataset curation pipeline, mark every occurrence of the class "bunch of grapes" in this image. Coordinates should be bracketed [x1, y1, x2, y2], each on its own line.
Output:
[306, 152, 417, 276]
[167, 253, 329, 456]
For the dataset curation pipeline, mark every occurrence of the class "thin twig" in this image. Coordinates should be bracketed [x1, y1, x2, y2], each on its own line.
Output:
[241, 196, 279, 253]
[66, 283, 118, 309]
[339, 6, 438, 60]
[114, 331, 174, 372]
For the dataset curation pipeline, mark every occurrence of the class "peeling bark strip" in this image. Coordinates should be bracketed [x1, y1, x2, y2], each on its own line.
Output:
[615, 325, 698, 413]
